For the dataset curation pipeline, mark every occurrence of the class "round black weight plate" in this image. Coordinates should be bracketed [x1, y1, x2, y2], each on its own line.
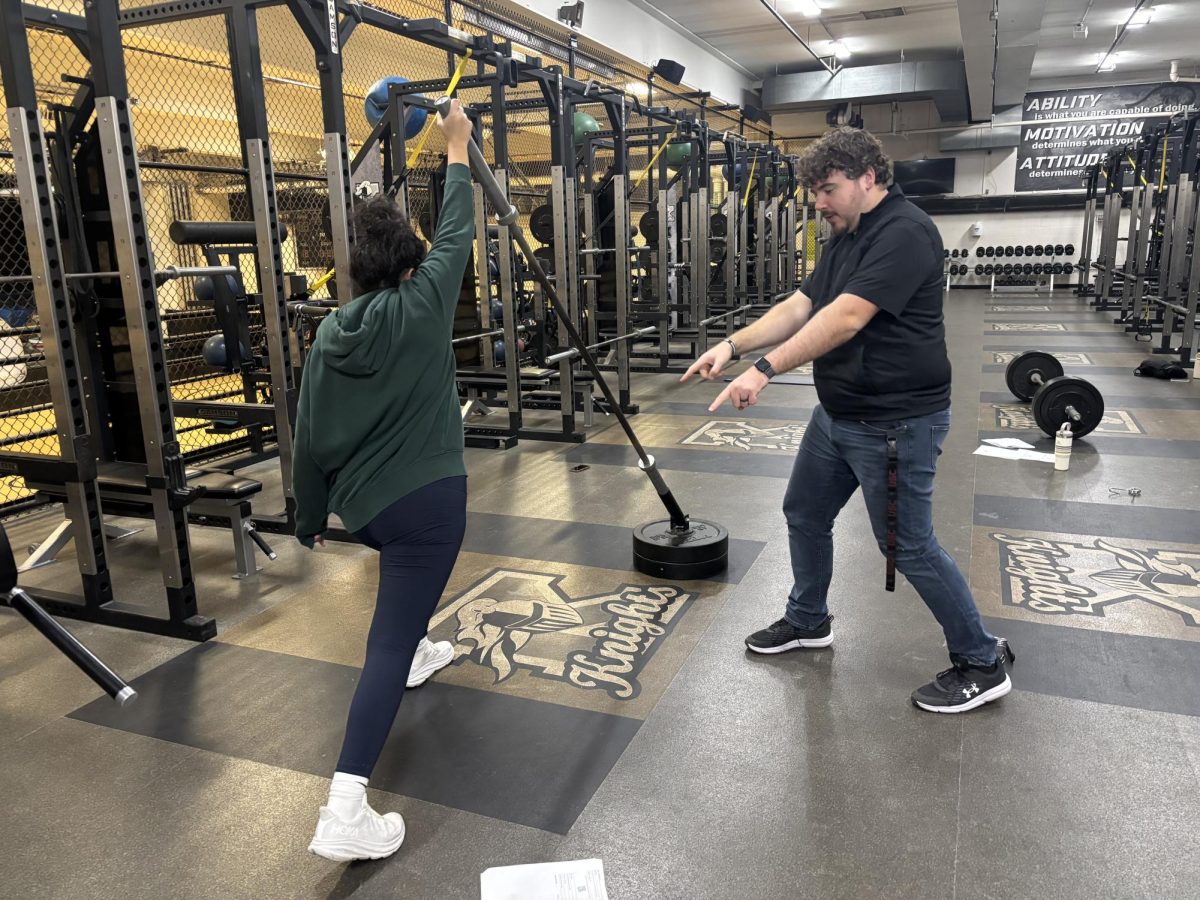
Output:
[1024, 245, 1034, 256]
[986, 246, 995, 257]
[1033, 375, 1105, 438]
[984, 265, 994, 275]
[1053, 244, 1064, 256]
[1005, 350, 1063, 402]
[976, 247, 985, 258]
[1004, 246, 1015, 257]
[529, 205, 555, 244]
[1023, 263, 1034, 275]
[633, 518, 729, 580]
[710, 212, 728, 238]
[1033, 244, 1044, 256]
[1065, 244, 1075, 256]
[975, 264, 984, 276]
[1014, 245, 1024, 257]
[960, 248, 968, 258]
[640, 210, 660, 243]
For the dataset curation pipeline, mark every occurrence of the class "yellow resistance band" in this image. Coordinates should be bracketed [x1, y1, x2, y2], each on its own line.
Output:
[1127, 156, 1147, 188]
[1159, 137, 1169, 190]
[312, 50, 474, 293]
[742, 153, 759, 207]
[409, 49, 474, 162]
[631, 129, 678, 194]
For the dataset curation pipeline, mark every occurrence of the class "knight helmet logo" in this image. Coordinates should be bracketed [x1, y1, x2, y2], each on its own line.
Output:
[435, 569, 698, 700]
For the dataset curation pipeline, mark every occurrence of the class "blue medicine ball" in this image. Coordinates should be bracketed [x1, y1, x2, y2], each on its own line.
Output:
[202, 333, 250, 369]
[723, 162, 749, 187]
[364, 76, 428, 140]
[492, 339, 505, 365]
[202, 333, 228, 368]
[490, 299, 504, 323]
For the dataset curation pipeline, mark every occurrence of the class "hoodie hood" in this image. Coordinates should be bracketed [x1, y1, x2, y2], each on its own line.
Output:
[317, 288, 399, 376]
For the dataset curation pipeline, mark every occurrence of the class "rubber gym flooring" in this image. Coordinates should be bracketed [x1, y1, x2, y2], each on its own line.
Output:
[1, 290, 1198, 899]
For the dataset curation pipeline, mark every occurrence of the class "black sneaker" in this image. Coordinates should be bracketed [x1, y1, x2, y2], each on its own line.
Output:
[911, 640, 1015, 714]
[745, 615, 833, 654]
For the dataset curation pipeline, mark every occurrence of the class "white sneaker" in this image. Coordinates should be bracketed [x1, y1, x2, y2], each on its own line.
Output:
[406, 637, 454, 688]
[308, 804, 406, 862]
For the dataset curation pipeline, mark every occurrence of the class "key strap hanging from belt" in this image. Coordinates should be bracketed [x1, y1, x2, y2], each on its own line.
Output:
[885, 432, 899, 592]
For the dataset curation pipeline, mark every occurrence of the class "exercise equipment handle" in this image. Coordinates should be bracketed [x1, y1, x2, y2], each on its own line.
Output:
[434, 98, 519, 226]
[10, 589, 137, 706]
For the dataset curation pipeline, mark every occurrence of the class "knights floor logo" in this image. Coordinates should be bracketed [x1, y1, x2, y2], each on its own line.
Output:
[682, 420, 807, 452]
[430, 569, 697, 700]
[990, 322, 1067, 332]
[992, 533, 1200, 627]
[988, 305, 1052, 312]
[991, 404, 1142, 434]
[992, 352, 1092, 366]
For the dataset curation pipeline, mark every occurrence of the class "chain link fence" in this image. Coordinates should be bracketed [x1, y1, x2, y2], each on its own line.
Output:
[3, 2, 786, 510]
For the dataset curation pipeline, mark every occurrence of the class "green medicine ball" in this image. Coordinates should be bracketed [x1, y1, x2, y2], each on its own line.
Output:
[573, 111, 602, 146]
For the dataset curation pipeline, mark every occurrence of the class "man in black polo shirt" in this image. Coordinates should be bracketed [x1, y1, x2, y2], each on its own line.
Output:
[682, 127, 1013, 713]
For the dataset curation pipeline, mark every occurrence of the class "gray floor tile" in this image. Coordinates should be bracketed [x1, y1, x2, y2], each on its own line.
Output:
[954, 693, 1200, 900]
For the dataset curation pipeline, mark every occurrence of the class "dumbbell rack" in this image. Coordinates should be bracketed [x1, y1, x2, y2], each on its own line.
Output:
[944, 244, 1077, 292]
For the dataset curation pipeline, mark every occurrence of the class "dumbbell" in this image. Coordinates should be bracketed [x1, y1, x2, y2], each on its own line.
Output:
[1024, 245, 1035, 256]
[1014, 245, 1024, 257]
[975, 264, 984, 276]
[1065, 244, 1075, 256]
[1005, 351, 1105, 437]
[983, 264, 993, 276]
[985, 246, 995, 258]
[976, 247, 986, 258]
[1003, 245, 1014, 257]
[944, 249, 951, 259]
[1022, 263, 1034, 276]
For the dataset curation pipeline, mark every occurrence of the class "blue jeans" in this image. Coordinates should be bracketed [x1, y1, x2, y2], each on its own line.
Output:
[783, 405, 997, 666]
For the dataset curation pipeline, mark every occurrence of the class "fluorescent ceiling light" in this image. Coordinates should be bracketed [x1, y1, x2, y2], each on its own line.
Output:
[1098, 52, 1118, 71]
[796, 0, 823, 17]
[831, 40, 851, 60]
[1127, 10, 1152, 26]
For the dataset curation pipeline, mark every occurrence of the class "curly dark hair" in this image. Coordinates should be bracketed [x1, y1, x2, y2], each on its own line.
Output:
[797, 126, 892, 188]
[349, 194, 427, 295]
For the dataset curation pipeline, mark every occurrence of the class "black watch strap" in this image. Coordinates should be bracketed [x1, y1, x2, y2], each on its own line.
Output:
[754, 356, 776, 380]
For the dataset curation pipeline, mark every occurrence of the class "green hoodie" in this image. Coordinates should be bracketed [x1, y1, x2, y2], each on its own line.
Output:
[292, 164, 474, 547]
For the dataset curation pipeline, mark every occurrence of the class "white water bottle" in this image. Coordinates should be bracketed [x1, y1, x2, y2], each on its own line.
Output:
[1054, 424, 1072, 471]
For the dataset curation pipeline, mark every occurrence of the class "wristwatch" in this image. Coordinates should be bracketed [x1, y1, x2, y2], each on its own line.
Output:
[754, 356, 777, 380]
[723, 338, 739, 360]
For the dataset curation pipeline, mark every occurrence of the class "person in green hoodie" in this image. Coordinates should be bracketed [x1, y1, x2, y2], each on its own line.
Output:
[297, 99, 474, 863]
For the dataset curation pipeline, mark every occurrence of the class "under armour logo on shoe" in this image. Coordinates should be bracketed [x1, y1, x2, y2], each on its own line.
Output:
[962, 684, 980, 698]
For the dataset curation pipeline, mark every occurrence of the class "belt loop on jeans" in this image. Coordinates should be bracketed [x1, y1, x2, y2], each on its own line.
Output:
[885, 431, 899, 592]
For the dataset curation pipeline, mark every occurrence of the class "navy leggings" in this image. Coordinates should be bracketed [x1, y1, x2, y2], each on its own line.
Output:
[335, 476, 467, 778]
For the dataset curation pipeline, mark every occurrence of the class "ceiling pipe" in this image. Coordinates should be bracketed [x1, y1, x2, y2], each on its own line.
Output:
[755, 0, 840, 77]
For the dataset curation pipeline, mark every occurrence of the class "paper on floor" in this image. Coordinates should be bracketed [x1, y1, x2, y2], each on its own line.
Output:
[974, 445, 1056, 464]
[983, 438, 1037, 450]
[481, 859, 609, 900]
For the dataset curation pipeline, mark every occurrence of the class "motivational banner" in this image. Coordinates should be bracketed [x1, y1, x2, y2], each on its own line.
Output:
[1016, 82, 1199, 192]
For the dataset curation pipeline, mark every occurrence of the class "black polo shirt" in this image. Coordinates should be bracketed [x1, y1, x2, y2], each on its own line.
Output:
[800, 184, 951, 421]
